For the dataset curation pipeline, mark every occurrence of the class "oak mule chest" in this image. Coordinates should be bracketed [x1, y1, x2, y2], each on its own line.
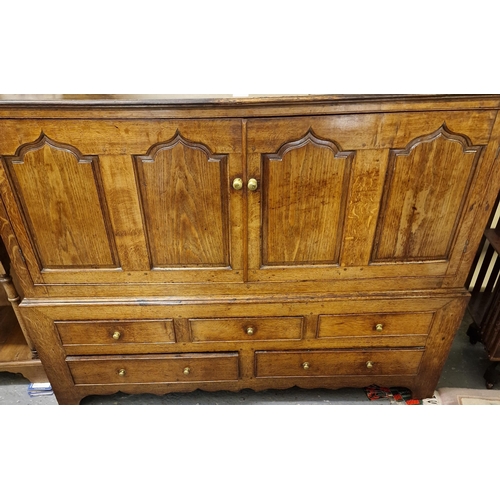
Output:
[0, 94, 499, 405]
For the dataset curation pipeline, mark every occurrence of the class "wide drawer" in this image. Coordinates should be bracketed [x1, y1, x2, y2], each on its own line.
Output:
[255, 349, 424, 378]
[189, 316, 303, 342]
[56, 320, 175, 346]
[317, 312, 434, 338]
[67, 353, 239, 385]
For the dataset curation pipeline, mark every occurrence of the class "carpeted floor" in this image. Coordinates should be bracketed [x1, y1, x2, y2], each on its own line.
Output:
[435, 387, 500, 405]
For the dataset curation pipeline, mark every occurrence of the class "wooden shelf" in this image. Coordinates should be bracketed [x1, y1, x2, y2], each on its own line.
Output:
[0, 306, 48, 383]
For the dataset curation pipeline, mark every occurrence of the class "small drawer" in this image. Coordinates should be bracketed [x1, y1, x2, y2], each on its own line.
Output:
[189, 317, 303, 342]
[67, 352, 239, 385]
[56, 320, 175, 347]
[317, 312, 434, 338]
[255, 349, 424, 378]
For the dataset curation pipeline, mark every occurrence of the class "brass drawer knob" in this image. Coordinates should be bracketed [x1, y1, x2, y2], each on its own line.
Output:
[375, 323, 384, 332]
[112, 331, 121, 340]
[248, 178, 258, 191]
[366, 361, 374, 369]
[118, 368, 126, 376]
[232, 178, 243, 190]
[183, 367, 191, 375]
[246, 326, 255, 336]
[302, 362, 310, 370]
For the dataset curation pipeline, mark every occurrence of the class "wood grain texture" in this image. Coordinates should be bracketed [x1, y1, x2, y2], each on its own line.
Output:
[0, 119, 243, 156]
[134, 132, 229, 268]
[262, 130, 353, 265]
[444, 111, 500, 288]
[0, 228, 9, 276]
[0, 306, 33, 362]
[317, 312, 434, 338]
[0, 284, 7, 307]
[45, 375, 423, 405]
[255, 349, 424, 378]
[0, 306, 48, 381]
[189, 316, 303, 342]
[0, 207, 38, 301]
[20, 306, 82, 403]
[373, 125, 482, 262]
[340, 149, 389, 266]
[1, 94, 498, 105]
[411, 295, 469, 399]
[3, 134, 118, 269]
[56, 320, 175, 346]
[0, 272, 36, 354]
[20, 276, 448, 298]
[98, 155, 150, 271]
[67, 352, 239, 385]
[0, 161, 44, 285]
[0, 95, 498, 121]
[247, 112, 496, 153]
[20, 293, 462, 321]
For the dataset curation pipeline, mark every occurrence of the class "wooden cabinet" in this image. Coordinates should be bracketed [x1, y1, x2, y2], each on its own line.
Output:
[0, 95, 499, 404]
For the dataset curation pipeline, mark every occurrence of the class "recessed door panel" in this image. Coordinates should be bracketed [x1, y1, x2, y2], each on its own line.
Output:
[373, 125, 483, 262]
[262, 131, 353, 266]
[2, 134, 118, 271]
[134, 133, 229, 268]
[247, 127, 354, 282]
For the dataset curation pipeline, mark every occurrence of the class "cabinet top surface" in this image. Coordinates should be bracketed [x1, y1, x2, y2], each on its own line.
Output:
[1, 94, 499, 106]
[1, 94, 499, 118]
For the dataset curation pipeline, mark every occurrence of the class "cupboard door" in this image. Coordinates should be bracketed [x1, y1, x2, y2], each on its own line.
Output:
[247, 113, 493, 284]
[261, 131, 353, 266]
[0, 120, 244, 285]
[0, 133, 119, 284]
[132, 131, 243, 283]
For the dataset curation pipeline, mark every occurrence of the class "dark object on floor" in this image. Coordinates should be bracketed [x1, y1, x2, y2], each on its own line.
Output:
[484, 362, 500, 390]
[466, 323, 482, 345]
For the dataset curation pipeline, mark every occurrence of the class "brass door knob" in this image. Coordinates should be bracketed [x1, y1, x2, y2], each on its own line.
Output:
[247, 178, 258, 191]
[366, 361, 373, 369]
[375, 323, 384, 332]
[246, 327, 255, 336]
[112, 331, 121, 340]
[183, 367, 191, 375]
[302, 362, 310, 370]
[232, 178, 243, 190]
[118, 369, 126, 376]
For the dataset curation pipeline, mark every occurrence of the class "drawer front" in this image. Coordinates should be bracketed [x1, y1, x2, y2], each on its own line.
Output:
[255, 349, 424, 378]
[56, 320, 175, 346]
[318, 312, 434, 338]
[67, 353, 239, 385]
[189, 316, 303, 342]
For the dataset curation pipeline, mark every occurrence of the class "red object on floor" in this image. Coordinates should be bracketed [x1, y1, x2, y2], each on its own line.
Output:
[364, 385, 423, 405]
